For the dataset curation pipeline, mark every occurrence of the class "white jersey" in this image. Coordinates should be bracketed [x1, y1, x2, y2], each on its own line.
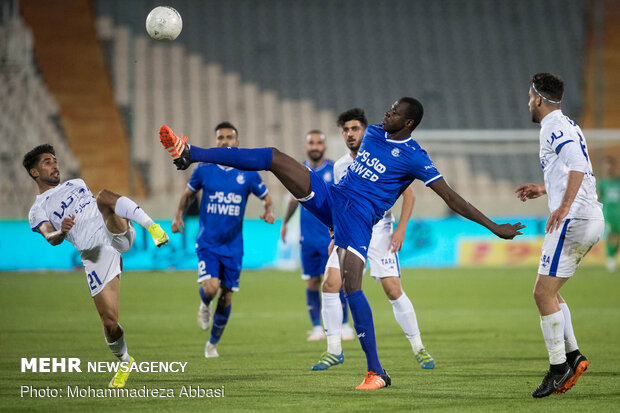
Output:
[334, 152, 394, 230]
[29, 179, 107, 252]
[538, 110, 603, 220]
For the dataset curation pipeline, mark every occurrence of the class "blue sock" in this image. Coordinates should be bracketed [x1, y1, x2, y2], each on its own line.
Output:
[199, 287, 213, 306]
[306, 288, 321, 327]
[339, 288, 349, 324]
[346, 290, 384, 374]
[189, 146, 273, 170]
[209, 304, 232, 345]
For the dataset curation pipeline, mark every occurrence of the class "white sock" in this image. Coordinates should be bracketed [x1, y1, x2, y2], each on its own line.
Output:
[559, 302, 579, 353]
[389, 293, 423, 352]
[540, 311, 566, 365]
[322, 292, 343, 355]
[105, 324, 131, 363]
[114, 196, 154, 230]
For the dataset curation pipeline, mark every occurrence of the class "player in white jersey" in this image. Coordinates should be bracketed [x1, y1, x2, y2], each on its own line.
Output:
[312, 108, 434, 371]
[516, 73, 604, 398]
[23, 144, 170, 389]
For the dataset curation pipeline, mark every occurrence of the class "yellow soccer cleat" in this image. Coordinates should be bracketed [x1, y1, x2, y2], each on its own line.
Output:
[109, 356, 135, 388]
[148, 223, 169, 247]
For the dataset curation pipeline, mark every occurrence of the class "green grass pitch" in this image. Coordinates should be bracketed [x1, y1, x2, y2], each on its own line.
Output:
[1, 267, 619, 412]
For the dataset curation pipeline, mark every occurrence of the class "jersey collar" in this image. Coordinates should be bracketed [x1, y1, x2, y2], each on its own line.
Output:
[540, 109, 563, 128]
[384, 132, 413, 144]
[217, 165, 234, 171]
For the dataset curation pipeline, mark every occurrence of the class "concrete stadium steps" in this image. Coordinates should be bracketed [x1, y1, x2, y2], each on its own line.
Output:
[21, 0, 130, 196]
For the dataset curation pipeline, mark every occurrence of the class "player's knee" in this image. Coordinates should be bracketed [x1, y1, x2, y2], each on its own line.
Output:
[96, 189, 116, 210]
[307, 276, 321, 290]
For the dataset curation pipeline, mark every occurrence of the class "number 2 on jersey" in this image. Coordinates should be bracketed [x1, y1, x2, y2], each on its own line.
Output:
[88, 271, 102, 291]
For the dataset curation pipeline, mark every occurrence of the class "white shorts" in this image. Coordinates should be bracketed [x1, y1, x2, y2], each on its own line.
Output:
[326, 224, 400, 279]
[538, 218, 604, 278]
[80, 222, 136, 296]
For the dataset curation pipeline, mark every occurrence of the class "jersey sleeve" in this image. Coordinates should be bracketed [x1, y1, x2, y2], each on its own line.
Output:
[28, 202, 48, 232]
[545, 126, 589, 173]
[333, 159, 347, 184]
[410, 149, 443, 186]
[250, 172, 269, 199]
[187, 165, 204, 192]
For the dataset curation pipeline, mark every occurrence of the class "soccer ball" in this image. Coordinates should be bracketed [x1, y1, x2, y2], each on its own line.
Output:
[145, 6, 182, 41]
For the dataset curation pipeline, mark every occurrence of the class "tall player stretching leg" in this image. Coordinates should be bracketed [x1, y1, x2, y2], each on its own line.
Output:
[160, 98, 524, 389]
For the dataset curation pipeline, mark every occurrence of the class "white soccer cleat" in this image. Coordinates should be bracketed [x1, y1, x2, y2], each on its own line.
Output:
[197, 301, 213, 330]
[341, 323, 355, 341]
[307, 326, 326, 341]
[204, 341, 219, 358]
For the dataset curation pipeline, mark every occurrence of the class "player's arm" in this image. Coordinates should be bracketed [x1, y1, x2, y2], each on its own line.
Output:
[280, 195, 299, 242]
[429, 179, 524, 239]
[37, 216, 75, 246]
[260, 194, 275, 224]
[515, 183, 546, 201]
[172, 187, 197, 233]
[391, 186, 415, 252]
[545, 170, 584, 233]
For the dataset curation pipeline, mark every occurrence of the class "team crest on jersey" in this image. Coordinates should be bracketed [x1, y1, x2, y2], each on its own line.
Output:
[391, 148, 400, 157]
[236, 173, 245, 184]
[323, 171, 332, 182]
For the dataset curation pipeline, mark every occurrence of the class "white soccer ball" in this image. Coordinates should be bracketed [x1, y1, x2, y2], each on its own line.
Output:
[145, 6, 182, 41]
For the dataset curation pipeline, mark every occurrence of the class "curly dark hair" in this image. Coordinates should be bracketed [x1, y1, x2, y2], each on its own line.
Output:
[531, 73, 564, 103]
[23, 144, 56, 180]
[337, 108, 368, 128]
[214, 121, 238, 136]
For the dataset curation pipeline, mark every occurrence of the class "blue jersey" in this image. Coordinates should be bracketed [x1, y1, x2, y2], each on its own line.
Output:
[335, 124, 442, 220]
[300, 160, 334, 247]
[188, 163, 268, 257]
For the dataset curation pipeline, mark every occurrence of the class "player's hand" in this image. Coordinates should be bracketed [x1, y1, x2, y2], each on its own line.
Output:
[280, 224, 287, 243]
[60, 215, 75, 234]
[545, 205, 570, 233]
[493, 222, 526, 239]
[390, 226, 406, 252]
[171, 217, 184, 233]
[261, 211, 275, 224]
[515, 183, 545, 202]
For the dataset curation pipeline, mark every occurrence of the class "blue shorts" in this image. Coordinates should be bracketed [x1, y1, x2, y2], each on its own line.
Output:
[301, 243, 329, 279]
[299, 170, 375, 262]
[196, 249, 242, 292]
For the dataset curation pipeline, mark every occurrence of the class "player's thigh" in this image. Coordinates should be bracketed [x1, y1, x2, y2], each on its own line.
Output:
[220, 254, 242, 293]
[323, 251, 343, 293]
[107, 221, 135, 253]
[270, 148, 313, 199]
[197, 249, 223, 295]
[82, 245, 123, 298]
[92, 274, 120, 324]
[298, 171, 334, 229]
[337, 247, 366, 293]
[538, 219, 604, 278]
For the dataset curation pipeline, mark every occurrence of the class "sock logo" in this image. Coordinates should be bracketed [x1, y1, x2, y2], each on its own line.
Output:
[357, 332, 366, 339]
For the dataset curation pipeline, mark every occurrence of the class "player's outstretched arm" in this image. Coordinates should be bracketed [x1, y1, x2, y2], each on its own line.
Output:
[391, 186, 415, 252]
[429, 179, 525, 239]
[280, 196, 299, 242]
[37, 216, 74, 245]
[172, 187, 197, 233]
[515, 183, 546, 202]
[260, 194, 275, 224]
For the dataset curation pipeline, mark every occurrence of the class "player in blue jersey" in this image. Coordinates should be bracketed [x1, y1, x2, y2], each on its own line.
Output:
[171, 122, 275, 358]
[280, 130, 353, 342]
[161, 98, 524, 389]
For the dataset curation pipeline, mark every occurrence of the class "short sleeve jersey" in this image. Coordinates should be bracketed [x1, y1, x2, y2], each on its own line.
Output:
[28, 179, 104, 251]
[335, 124, 442, 220]
[188, 163, 268, 257]
[539, 110, 603, 219]
[300, 159, 333, 246]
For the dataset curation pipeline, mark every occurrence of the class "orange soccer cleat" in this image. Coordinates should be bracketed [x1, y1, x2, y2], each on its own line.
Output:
[554, 354, 589, 394]
[159, 125, 188, 159]
[355, 370, 391, 390]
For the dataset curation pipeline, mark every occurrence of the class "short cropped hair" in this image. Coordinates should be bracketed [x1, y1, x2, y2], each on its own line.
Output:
[337, 108, 368, 128]
[214, 121, 238, 136]
[531, 73, 564, 103]
[306, 129, 325, 139]
[23, 144, 56, 180]
[400, 97, 424, 130]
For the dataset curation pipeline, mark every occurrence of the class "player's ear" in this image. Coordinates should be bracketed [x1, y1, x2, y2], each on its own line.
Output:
[29, 168, 39, 179]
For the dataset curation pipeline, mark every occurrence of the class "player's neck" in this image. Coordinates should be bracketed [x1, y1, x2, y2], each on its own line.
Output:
[308, 158, 324, 168]
[349, 150, 358, 159]
[37, 181, 58, 194]
[387, 128, 412, 141]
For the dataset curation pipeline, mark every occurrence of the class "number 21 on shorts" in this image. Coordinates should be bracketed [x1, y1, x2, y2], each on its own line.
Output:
[88, 271, 102, 291]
